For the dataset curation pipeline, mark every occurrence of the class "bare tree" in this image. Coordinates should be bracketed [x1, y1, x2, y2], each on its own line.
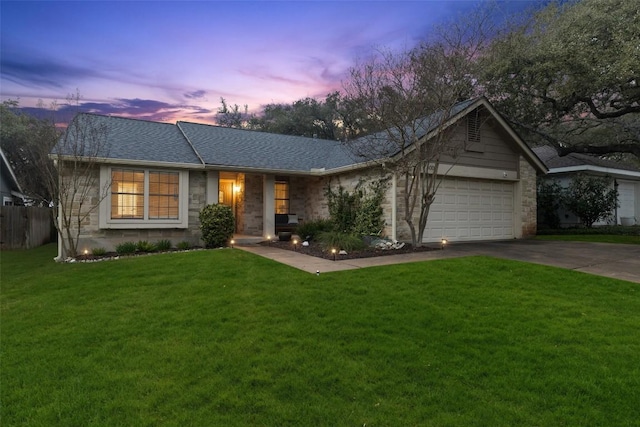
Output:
[46, 99, 111, 260]
[342, 11, 491, 246]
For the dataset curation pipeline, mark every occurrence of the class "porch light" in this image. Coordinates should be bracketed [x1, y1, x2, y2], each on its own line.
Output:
[441, 239, 447, 250]
[233, 185, 241, 193]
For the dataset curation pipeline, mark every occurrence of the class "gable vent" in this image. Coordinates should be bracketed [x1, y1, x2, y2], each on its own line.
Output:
[467, 109, 481, 143]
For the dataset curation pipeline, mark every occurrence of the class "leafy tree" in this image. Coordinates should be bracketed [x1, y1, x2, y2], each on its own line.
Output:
[246, 92, 357, 141]
[482, 0, 640, 158]
[342, 8, 491, 247]
[216, 97, 250, 128]
[563, 174, 618, 228]
[0, 100, 59, 205]
[537, 177, 563, 229]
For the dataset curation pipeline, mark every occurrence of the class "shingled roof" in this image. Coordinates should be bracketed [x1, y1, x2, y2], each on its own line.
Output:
[55, 98, 545, 174]
[532, 146, 640, 173]
[177, 122, 363, 172]
[55, 114, 202, 166]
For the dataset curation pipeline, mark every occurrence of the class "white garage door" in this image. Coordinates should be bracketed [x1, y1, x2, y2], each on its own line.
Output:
[618, 181, 636, 220]
[423, 177, 514, 243]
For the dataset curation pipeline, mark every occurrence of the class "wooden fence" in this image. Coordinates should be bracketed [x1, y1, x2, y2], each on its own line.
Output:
[0, 206, 54, 250]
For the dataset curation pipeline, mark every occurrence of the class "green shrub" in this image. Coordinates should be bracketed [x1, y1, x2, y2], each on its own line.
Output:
[325, 177, 389, 235]
[317, 231, 366, 252]
[537, 178, 563, 229]
[296, 218, 334, 241]
[177, 241, 192, 250]
[564, 174, 618, 228]
[116, 241, 137, 255]
[91, 247, 107, 256]
[136, 240, 156, 253]
[155, 239, 172, 251]
[200, 204, 235, 248]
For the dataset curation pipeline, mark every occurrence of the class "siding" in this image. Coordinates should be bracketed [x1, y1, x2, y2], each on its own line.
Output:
[444, 115, 519, 172]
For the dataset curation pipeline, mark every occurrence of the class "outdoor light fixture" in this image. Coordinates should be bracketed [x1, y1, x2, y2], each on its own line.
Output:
[293, 239, 298, 250]
[83, 249, 88, 255]
[441, 239, 447, 250]
[230, 239, 235, 248]
[331, 248, 337, 261]
[266, 235, 271, 245]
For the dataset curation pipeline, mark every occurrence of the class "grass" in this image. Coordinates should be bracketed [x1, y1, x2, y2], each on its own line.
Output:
[2, 244, 640, 426]
[536, 234, 640, 244]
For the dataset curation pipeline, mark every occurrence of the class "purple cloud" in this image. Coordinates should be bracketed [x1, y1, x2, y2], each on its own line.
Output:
[0, 50, 102, 89]
[184, 90, 207, 100]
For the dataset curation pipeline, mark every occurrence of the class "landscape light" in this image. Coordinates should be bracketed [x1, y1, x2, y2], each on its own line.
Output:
[331, 248, 337, 261]
[441, 239, 447, 250]
[293, 239, 298, 250]
[230, 239, 235, 248]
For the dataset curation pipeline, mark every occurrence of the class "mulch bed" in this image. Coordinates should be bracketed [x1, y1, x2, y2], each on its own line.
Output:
[259, 239, 439, 260]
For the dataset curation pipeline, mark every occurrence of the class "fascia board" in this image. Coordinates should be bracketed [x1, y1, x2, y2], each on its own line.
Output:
[548, 165, 640, 179]
[51, 155, 204, 170]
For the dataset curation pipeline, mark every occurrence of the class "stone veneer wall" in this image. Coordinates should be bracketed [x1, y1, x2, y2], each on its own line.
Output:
[64, 167, 206, 255]
[242, 173, 263, 235]
[519, 155, 538, 237]
[304, 176, 330, 221]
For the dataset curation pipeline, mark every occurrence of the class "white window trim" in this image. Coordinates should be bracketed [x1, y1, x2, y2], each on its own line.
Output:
[99, 166, 189, 229]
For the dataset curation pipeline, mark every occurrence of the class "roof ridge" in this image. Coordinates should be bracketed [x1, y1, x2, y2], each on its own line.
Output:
[176, 122, 205, 165]
[77, 112, 176, 126]
[177, 120, 336, 144]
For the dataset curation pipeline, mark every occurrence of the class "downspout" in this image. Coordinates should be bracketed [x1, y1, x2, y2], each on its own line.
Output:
[614, 179, 619, 224]
[391, 173, 397, 241]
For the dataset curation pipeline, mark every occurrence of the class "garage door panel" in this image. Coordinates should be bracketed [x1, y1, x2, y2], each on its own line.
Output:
[423, 177, 514, 243]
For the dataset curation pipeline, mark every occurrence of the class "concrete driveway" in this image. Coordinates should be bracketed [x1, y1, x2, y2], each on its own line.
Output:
[240, 239, 640, 283]
[443, 240, 640, 283]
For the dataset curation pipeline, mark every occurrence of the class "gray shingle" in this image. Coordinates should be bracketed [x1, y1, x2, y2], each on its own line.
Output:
[178, 122, 354, 172]
[532, 146, 640, 172]
[56, 98, 484, 173]
[54, 114, 202, 165]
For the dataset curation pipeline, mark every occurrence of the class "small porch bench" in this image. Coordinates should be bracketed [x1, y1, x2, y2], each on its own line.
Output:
[275, 213, 299, 234]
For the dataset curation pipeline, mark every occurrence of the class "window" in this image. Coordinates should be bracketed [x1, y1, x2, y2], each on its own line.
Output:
[275, 180, 290, 214]
[148, 171, 179, 219]
[100, 167, 188, 229]
[111, 169, 144, 219]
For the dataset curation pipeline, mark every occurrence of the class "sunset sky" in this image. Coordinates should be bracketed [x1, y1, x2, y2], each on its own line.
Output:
[1, 0, 543, 125]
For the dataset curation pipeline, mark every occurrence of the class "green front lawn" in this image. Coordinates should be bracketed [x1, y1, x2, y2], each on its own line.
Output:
[2, 245, 639, 426]
[536, 234, 640, 244]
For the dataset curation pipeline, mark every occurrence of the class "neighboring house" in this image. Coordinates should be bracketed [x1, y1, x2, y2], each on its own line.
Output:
[0, 147, 26, 206]
[533, 146, 640, 227]
[53, 97, 546, 258]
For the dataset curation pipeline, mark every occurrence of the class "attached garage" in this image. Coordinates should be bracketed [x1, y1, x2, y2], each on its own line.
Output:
[423, 177, 514, 243]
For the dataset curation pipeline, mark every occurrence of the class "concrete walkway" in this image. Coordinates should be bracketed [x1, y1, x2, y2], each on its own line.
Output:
[237, 239, 640, 283]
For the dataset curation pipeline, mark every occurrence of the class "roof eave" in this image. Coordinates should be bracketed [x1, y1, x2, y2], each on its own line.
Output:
[547, 165, 640, 179]
[51, 155, 204, 170]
